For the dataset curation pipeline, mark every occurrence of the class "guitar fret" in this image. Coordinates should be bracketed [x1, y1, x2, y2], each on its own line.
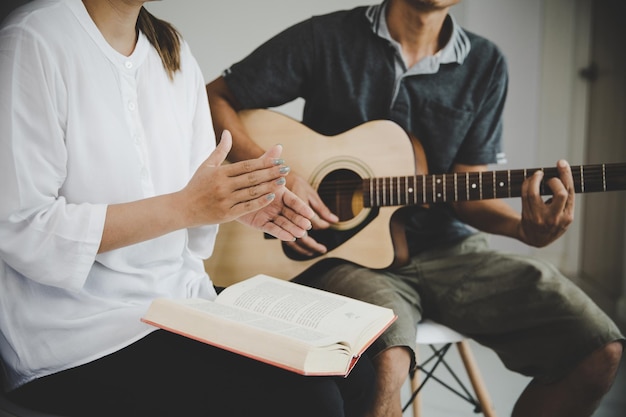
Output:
[403, 176, 408, 205]
[433, 175, 442, 203]
[431, 175, 435, 203]
[381, 177, 386, 206]
[602, 164, 606, 191]
[506, 169, 512, 198]
[472, 172, 481, 200]
[395, 177, 399, 205]
[422, 175, 426, 204]
[494, 171, 505, 198]
[371, 178, 376, 207]
[381, 178, 386, 206]
[454, 173, 458, 201]
[384, 177, 388, 206]
[406, 176, 410, 205]
[381, 177, 385, 206]
[396, 177, 400, 205]
[580, 165, 585, 193]
[465, 172, 469, 201]
[403, 177, 407, 204]
[441, 175, 448, 203]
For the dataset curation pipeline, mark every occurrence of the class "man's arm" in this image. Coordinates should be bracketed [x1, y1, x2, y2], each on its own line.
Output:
[206, 76, 265, 162]
[451, 161, 575, 248]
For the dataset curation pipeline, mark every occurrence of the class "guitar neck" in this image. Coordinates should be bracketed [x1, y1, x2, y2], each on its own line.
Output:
[363, 162, 626, 207]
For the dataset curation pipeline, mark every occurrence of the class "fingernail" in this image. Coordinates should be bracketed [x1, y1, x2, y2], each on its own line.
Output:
[279, 166, 290, 174]
[272, 158, 284, 165]
[266, 193, 275, 201]
[275, 177, 286, 185]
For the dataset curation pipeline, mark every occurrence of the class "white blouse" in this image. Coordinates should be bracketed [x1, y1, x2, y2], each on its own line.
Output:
[0, 0, 218, 390]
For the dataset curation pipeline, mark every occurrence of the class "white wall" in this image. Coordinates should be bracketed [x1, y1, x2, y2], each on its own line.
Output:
[147, 1, 367, 86]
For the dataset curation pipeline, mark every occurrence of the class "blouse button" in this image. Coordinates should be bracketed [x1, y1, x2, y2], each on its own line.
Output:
[125, 61, 133, 69]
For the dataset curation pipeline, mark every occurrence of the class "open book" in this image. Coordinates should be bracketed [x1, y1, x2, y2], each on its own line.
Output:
[141, 274, 396, 376]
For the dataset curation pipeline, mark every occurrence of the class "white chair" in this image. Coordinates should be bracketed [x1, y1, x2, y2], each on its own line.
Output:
[403, 320, 497, 417]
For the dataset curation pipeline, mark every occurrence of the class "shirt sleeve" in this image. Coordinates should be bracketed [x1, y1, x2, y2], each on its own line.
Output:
[0, 22, 105, 291]
[224, 18, 316, 109]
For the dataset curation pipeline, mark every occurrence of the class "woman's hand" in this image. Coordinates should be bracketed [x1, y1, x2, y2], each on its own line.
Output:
[236, 140, 315, 241]
[181, 130, 314, 240]
[180, 130, 290, 225]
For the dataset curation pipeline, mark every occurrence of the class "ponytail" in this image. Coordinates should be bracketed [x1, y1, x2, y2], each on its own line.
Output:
[137, 7, 181, 80]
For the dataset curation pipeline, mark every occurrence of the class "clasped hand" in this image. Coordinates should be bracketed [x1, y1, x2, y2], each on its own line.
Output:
[182, 130, 314, 241]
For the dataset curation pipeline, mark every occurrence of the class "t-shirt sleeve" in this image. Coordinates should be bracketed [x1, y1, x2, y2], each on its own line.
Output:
[223, 18, 317, 110]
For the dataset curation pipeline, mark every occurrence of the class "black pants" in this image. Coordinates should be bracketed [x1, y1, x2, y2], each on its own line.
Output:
[9, 330, 375, 417]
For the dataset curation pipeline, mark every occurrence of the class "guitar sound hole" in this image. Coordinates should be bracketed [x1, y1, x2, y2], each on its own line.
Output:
[317, 169, 362, 222]
[281, 168, 378, 261]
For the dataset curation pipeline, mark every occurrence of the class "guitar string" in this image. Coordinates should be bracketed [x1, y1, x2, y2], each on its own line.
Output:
[314, 165, 626, 205]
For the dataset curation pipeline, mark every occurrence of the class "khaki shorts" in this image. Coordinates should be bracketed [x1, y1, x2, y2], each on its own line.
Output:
[302, 233, 624, 382]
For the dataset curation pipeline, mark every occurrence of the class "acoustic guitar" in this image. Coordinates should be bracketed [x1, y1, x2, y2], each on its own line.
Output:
[204, 109, 626, 286]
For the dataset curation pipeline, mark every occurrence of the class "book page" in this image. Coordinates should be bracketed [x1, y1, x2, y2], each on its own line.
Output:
[216, 274, 395, 349]
[182, 298, 345, 347]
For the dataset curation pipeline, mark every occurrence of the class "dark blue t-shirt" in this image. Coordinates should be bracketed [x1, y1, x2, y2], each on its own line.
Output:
[224, 6, 508, 254]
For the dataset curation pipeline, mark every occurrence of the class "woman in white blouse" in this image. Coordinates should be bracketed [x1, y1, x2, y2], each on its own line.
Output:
[0, 1, 375, 416]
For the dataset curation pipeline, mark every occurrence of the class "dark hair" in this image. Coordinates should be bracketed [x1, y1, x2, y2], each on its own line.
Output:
[137, 7, 181, 80]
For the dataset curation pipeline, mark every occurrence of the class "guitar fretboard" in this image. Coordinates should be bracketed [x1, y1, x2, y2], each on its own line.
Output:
[363, 163, 626, 207]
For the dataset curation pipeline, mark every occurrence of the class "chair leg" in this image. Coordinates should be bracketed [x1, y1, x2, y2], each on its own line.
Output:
[410, 347, 422, 417]
[456, 340, 497, 417]
[405, 341, 497, 417]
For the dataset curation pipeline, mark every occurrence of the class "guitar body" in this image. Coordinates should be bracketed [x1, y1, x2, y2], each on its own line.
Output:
[205, 110, 425, 286]
[204, 109, 626, 286]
